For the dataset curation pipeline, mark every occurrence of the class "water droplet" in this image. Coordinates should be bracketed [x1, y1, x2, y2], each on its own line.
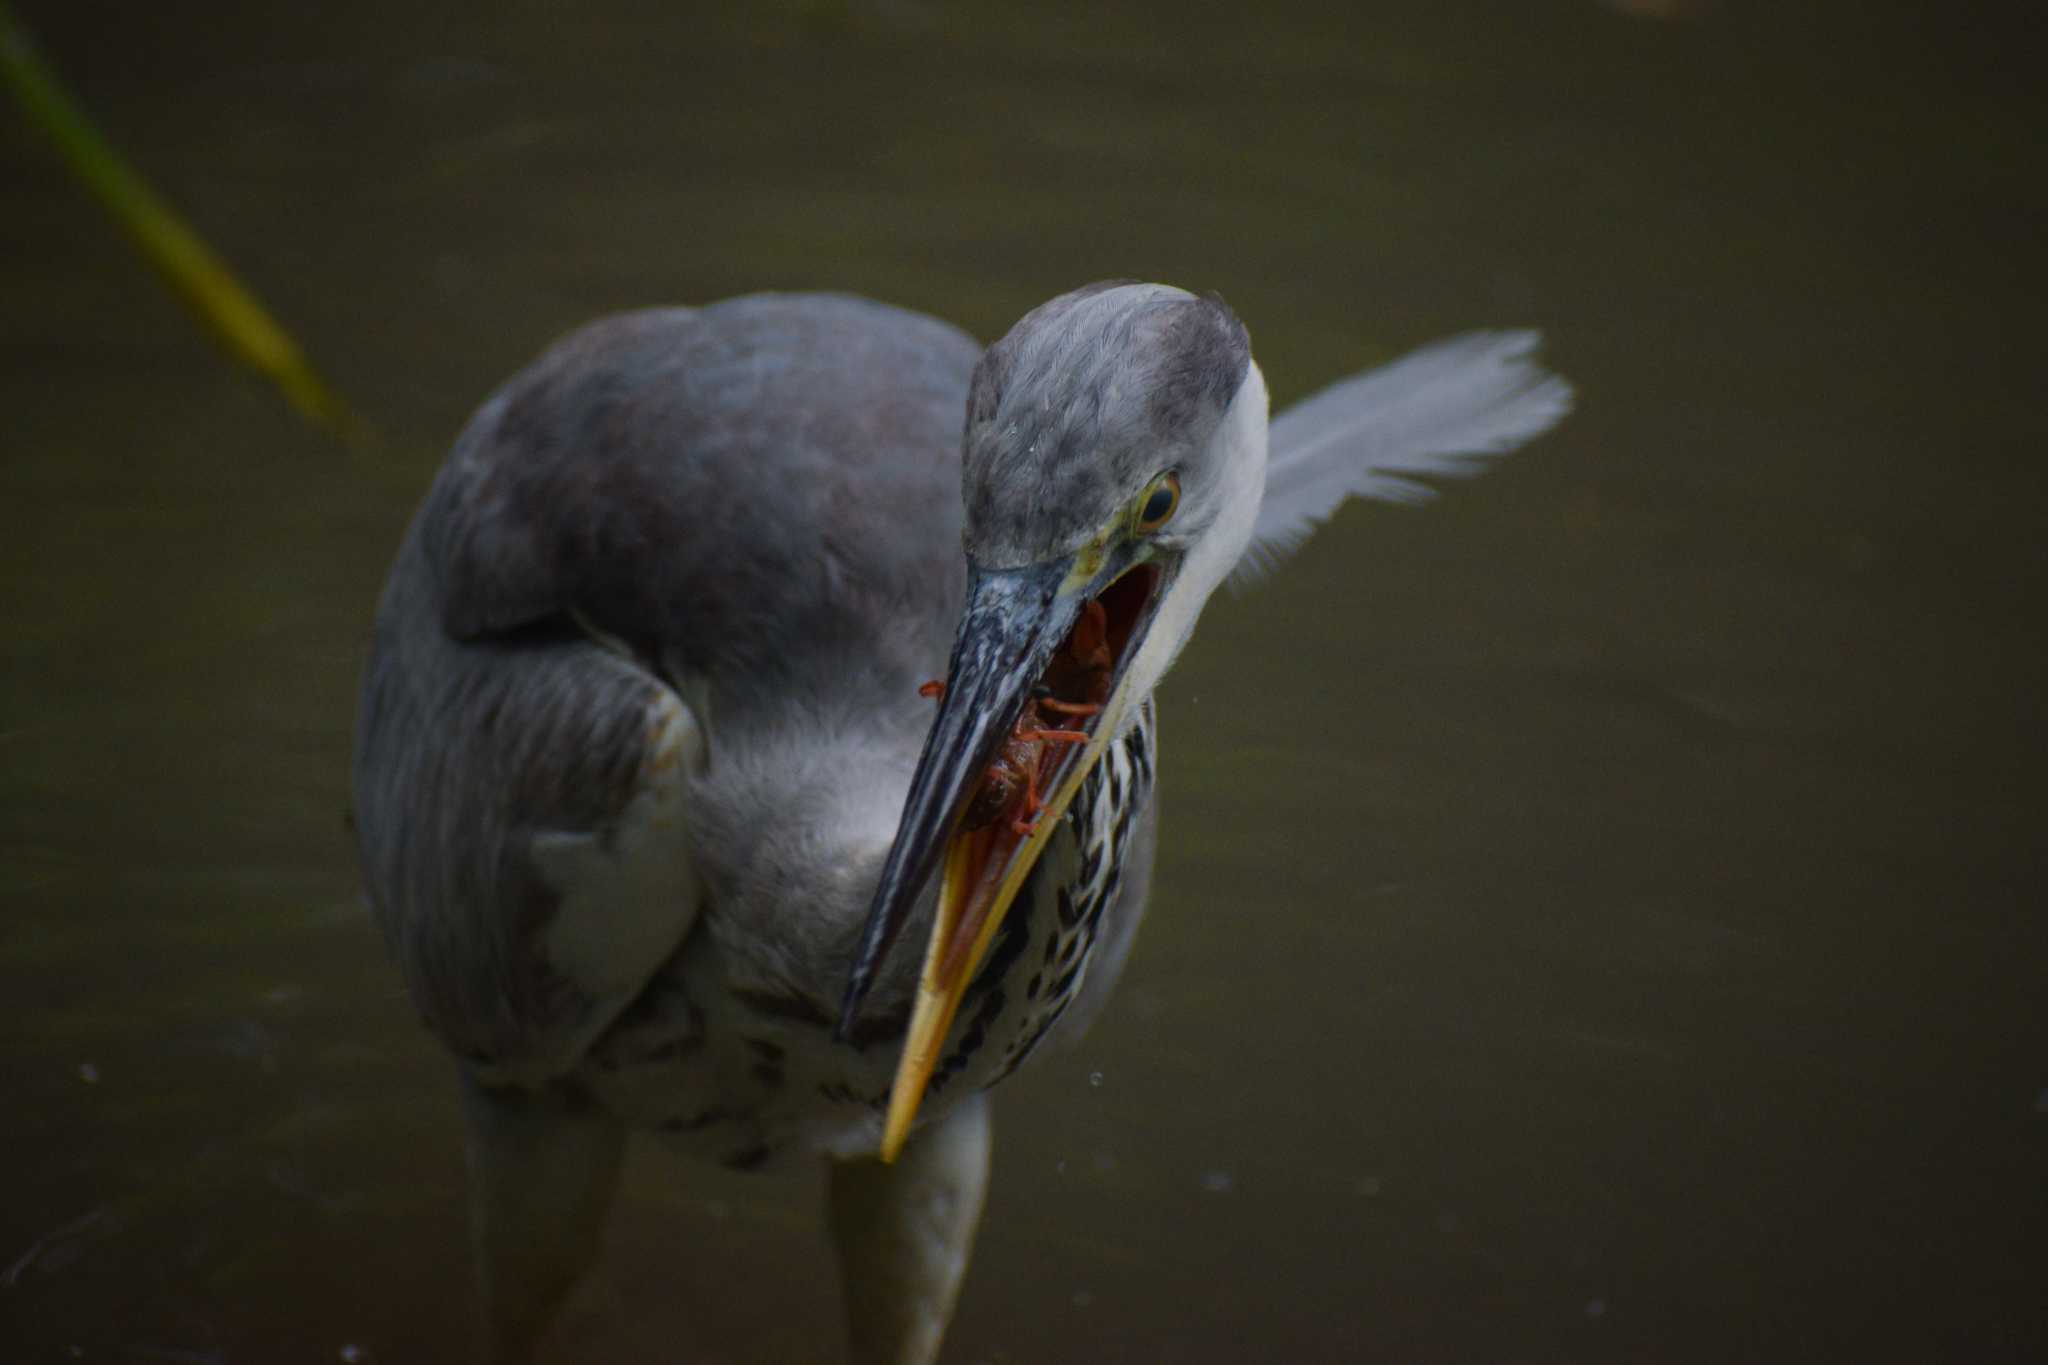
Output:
[1071, 1289, 1094, 1308]
[76, 1062, 98, 1084]
[1088, 1070, 1104, 1087]
[1054, 1159, 1067, 1175]
[1199, 1169, 1233, 1194]
[339, 1346, 368, 1363]
[1585, 1298, 1608, 1319]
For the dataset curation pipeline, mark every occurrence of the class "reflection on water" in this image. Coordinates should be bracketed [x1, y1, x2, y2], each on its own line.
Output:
[4, 1, 2043, 1360]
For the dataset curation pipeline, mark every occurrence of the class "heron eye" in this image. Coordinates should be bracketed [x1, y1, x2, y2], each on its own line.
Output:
[1135, 472, 1180, 533]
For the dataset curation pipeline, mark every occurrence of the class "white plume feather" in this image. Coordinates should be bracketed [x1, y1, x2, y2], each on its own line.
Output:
[1230, 330, 1573, 589]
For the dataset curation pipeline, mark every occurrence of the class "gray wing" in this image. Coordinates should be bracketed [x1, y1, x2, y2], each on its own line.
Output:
[1232, 330, 1574, 589]
[351, 298, 980, 1082]
[353, 532, 703, 1081]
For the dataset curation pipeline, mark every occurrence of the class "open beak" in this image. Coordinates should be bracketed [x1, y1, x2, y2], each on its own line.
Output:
[839, 550, 1167, 1160]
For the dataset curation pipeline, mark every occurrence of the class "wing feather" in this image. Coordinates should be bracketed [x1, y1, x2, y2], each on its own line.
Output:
[1233, 330, 1573, 588]
[354, 530, 706, 1084]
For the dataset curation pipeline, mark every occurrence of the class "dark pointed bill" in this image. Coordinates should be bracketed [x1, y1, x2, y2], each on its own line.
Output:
[838, 551, 1166, 1161]
[838, 560, 1081, 1035]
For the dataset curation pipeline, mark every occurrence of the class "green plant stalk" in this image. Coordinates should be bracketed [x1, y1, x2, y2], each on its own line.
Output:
[0, 1, 360, 439]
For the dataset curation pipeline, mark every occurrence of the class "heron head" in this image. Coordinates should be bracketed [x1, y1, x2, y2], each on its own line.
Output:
[841, 282, 1269, 1157]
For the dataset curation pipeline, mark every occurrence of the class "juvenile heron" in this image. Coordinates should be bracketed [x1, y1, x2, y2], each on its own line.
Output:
[351, 282, 1569, 1363]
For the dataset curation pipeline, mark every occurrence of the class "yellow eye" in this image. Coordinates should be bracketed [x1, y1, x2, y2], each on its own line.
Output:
[1135, 471, 1180, 533]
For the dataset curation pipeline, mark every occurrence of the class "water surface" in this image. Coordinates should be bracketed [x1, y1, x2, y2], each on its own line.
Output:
[4, 1, 2043, 1360]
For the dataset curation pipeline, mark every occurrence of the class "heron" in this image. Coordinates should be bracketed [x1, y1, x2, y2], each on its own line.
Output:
[351, 281, 1570, 1363]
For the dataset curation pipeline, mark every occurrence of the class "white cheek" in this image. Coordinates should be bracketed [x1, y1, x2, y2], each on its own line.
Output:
[1119, 361, 1269, 711]
[1200, 360, 1270, 590]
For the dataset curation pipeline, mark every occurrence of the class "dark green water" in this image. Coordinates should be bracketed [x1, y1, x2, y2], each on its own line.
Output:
[4, 1, 2043, 1360]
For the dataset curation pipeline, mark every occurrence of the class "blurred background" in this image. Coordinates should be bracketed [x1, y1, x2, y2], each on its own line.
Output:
[3, 0, 2042, 1360]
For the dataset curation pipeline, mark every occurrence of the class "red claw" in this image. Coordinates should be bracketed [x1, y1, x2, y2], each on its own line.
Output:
[960, 592, 1121, 840]
[1017, 728, 1088, 745]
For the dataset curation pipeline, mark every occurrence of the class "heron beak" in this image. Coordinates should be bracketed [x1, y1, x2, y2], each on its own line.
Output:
[840, 552, 1167, 1160]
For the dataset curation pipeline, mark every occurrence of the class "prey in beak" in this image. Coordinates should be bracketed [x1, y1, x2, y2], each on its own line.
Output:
[839, 551, 1166, 1160]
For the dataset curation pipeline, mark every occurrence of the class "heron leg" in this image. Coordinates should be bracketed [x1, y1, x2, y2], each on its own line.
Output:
[458, 1068, 627, 1365]
[826, 1093, 992, 1365]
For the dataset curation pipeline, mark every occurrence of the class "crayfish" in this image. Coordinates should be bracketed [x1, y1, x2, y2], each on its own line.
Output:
[922, 598, 1116, 838]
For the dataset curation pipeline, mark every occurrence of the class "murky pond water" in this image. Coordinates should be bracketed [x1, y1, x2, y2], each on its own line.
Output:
[5, 1, 2043, 1360]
